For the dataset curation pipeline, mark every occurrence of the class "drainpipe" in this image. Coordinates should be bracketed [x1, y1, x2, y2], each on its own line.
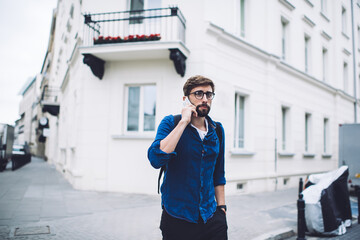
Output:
[351, 0, 358, 123]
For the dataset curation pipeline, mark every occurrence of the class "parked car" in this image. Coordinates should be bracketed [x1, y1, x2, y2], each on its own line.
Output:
[0, 124, 14, 172]
[11, 144, 31, 171]
[12, 145, 26, 155]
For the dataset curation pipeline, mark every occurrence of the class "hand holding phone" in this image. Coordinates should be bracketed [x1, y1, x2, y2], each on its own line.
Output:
[183, 97, 192, 107]
[182, 97, 197, 122]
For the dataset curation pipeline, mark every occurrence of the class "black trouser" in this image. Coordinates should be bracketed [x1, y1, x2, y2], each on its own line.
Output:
[160, 208, 228, 240]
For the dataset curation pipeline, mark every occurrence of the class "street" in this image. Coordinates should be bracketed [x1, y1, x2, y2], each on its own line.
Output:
[0, 157, 358, 240]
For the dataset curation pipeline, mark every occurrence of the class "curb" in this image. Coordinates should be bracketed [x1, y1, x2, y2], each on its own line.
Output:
[251, 227, 296, 240]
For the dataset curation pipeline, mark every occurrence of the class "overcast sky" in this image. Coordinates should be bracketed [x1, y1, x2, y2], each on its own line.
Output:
[0, 0, 57, 125]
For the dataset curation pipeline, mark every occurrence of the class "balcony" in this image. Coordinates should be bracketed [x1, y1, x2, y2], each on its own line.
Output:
[80, 7, 189, 78]
[40, 85, 60, 116]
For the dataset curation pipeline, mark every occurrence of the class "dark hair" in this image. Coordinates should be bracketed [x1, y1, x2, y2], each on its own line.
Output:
[183, 75, 215, 96]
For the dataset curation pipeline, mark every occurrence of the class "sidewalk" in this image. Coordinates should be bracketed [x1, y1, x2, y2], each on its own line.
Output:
[0, 157, 355, 240]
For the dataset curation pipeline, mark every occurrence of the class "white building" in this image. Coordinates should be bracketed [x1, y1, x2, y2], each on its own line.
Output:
[17, 75, 44, 156]
[36, 0, 360, 195]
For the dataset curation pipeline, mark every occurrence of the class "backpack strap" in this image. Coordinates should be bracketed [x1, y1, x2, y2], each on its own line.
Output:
[158, 115, 181, 194]
[215, 122, 223, 145]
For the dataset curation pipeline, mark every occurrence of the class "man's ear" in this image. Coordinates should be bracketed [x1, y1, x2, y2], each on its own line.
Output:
[183, 96, 186, 101]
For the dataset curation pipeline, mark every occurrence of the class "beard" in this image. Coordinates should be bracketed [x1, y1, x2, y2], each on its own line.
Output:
[196, 103, 211, 117]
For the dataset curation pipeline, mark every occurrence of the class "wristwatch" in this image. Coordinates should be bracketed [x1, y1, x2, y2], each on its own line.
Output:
[217, 205, 227, 212]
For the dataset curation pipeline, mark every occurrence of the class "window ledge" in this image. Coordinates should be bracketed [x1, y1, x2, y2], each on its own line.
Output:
[230, 149, 255, 156]
[278, 0, 295, 11]
[343, 48, 351, 56]
[320, 12, 330, 22]
[303, 15, 316, 28]
[321, 31, 332, 41]
[303, 153, 315, 158]
[278, 152, 295, 157]
[342, 32, 350, 40]
[322, 153, 332, 158]
[304, 0, 314, 8]
[112, 134, 155, 140]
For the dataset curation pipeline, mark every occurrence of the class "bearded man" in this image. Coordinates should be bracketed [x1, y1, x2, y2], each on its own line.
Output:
[148, 75, 227, 240]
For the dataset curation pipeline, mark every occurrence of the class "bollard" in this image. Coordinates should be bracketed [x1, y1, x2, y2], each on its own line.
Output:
[297, 178, 306, 240]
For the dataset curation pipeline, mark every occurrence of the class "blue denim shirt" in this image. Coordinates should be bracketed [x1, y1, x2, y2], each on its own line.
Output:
[148, 115, 226, 223]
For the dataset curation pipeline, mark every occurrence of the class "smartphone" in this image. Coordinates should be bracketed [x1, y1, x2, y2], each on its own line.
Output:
[183, 97, 192, 107]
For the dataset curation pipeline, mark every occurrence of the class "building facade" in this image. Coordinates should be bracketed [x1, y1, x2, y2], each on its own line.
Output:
[32, 0, 360, 195]
[16, 75, 45, 156]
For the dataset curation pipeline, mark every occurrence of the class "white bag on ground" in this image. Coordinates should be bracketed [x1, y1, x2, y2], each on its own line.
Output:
[302, 166, 352, 236]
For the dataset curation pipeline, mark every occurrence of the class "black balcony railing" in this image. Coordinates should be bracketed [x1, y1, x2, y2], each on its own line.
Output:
[83, 7, 186, 47]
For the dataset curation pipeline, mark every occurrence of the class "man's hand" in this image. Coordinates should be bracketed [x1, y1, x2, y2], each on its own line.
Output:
[181, 103, 197, 124]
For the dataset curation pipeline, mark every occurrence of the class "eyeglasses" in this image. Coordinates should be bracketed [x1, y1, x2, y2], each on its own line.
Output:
[189, 91, 215, 100]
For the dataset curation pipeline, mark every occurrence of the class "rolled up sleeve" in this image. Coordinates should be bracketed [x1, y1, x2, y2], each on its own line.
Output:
[147, 115, 177, 169]
[213, 123, 226, 186]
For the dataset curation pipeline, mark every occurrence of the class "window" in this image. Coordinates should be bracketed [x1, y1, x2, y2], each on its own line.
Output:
[343, 62, 348, 92]
[305, 113, 311, 152]
[323, 118, 329, 153]
[130, 0, 144, 11]
[69, 4, 74, 19]
[239, 0, 246, 37]
[321, 0, 327, 15]
[126, 85, 156, 132]
[281, 18, 289, 60]
[304, 35, 311, 73]
[358, 75, 360, 98]
[342, 7, 347, 34]
[322, 48, 328, 82]
[281, 107, 289, 151]
[358, 26, 360, 49]
[130, 0, 161, 24]
[234, 94, 245, 148]
[130, 0, 145, 24]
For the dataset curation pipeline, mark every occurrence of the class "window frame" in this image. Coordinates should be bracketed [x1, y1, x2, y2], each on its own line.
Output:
[281, 17, 289, 61]
[304, 35, 311, 73]
[304, 113, 312, 152]
[124, 84, 157, 134]
[234, 93, 246, 149]
[321, 0, 327, 15]
[323, 118, 330, 154]
[235, 0, 246, 37]
[343, 62, 348, 92]
[281, 106, 290, 152]
[322, 47, 328, 82]
[342, 6, 347, 35]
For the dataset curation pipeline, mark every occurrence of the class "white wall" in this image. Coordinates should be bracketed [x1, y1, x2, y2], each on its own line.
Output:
[44, 0, 360, 195]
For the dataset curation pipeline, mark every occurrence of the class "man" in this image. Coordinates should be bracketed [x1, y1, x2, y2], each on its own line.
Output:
[148, 75, 227, 240]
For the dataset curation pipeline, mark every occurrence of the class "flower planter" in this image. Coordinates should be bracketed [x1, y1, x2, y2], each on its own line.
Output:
[94, 34, 161, 45]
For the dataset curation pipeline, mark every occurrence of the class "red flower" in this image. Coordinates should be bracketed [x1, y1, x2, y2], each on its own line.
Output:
[98, 36, 104, 40]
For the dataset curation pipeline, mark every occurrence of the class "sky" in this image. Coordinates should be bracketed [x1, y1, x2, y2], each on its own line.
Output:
[0, 0, 58, 125]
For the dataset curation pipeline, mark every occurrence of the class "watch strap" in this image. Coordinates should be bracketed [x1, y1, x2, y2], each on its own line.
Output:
[217, 205, 227, 212]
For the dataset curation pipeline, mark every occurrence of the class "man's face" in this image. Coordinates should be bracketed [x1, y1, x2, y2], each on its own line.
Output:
[187, 85, 213, 117]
